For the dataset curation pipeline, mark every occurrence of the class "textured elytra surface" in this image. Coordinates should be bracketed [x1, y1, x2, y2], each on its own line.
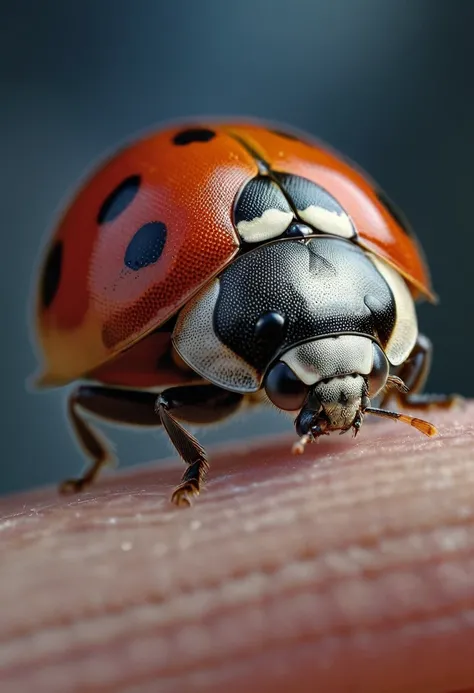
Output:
[0, 403, 473, 693]
[35, 121, 433, 388]
[35, 127, 255, 384]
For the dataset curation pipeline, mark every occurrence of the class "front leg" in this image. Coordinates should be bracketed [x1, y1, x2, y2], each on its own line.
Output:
[381, 334, 460, 410]
[61, 383, 243, 506]
[156, 385, 243, 506]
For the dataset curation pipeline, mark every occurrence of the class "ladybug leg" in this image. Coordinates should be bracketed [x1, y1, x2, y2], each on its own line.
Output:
[155, 385, 244, 507]
[380, 334, 460, 410]
[60, 386, 162, 495]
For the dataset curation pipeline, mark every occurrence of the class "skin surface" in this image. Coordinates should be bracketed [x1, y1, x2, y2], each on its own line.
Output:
[1, 403, 474, 693]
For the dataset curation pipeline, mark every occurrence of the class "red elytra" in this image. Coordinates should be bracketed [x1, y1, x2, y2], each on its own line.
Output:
[33, 120, 433, 390]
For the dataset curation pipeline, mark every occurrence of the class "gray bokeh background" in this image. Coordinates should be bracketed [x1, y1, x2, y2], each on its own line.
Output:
[2, 0, 473, 495]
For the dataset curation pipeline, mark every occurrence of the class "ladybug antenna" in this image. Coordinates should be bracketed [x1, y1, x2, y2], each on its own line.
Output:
[364, 407, 438, 437]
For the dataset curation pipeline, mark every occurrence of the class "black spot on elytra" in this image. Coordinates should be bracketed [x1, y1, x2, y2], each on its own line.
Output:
[124, 221, 167, 271]
[173, 128, 216, 145]
[41, 241, 63, 308]
[376, 188, 414, 237]
[97, 175, 141, 224]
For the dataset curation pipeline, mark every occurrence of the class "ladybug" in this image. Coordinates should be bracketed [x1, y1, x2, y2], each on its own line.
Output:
[31, 119, 457, 506]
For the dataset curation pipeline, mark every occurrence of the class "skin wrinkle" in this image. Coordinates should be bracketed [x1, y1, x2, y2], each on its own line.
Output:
[3, 450, 474, 564]
[3, 512, 474, 646]
[1, 491, 474, 638]
[3, 485, 474, 628]
[0, 478, 474, 608]
[0, 404, 474, 692]
[2, 549, 474, 666]
[2, 606, 474, 693]
[2, 524, 474, 646]
[0, 421, 470, 523]
[49, 430, 472, 527]
[3, 456, 474, 550]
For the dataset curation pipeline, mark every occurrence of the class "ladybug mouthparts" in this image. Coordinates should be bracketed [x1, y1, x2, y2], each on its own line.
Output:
[295, 373, 370, 438]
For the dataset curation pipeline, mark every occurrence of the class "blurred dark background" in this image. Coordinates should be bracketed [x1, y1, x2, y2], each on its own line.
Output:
[1, 0, 473, 495]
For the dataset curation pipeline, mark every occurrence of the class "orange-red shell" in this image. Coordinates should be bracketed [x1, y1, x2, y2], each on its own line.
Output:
[33, 119, 433, 388]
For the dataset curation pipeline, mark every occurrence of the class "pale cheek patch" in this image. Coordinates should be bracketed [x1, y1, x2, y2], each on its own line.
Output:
[172, 279, 260, 393]
[237, 208, 294, 243]
[370, 255, 418, 366]
[275, 172, 356, 240]
[297, 205, 354, 239]
[234, 175, 294, 244]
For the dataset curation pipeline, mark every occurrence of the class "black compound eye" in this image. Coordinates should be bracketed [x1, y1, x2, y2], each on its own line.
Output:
[367, 342, 389, 396]
[264, 361, 309, 411]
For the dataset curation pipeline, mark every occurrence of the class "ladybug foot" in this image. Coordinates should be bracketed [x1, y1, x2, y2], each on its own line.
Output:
[59, 478, 90, 495]
[292, 434, 311, 455]
[171, 481, 200, 507]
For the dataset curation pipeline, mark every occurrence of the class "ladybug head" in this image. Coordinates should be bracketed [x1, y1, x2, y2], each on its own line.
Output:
[264, 336, 438, 444]
[265, 361, 372, 438]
